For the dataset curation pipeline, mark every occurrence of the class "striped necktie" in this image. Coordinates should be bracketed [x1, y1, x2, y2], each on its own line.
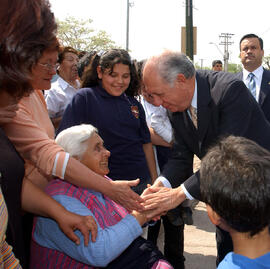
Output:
[247, 73, 256, 98]
[189, 105, 197, 129]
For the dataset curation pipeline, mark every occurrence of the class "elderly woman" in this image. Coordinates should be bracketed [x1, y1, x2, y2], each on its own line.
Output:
[31, 124, 172, 269]
[45, 46, 80, 129]
[1, 0, 142, 267]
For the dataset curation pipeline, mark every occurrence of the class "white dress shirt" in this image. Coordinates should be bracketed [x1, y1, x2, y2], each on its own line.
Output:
[45, 76, 80, 118]
[140, 97, 173, 144]
[140, 96, 174, 175]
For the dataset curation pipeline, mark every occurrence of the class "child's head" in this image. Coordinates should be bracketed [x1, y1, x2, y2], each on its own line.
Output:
[200, 135, 270, 236]
[81, 49, 139, 97]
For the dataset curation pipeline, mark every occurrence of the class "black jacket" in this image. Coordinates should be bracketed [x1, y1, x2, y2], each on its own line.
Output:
[161, 70, 270, 200]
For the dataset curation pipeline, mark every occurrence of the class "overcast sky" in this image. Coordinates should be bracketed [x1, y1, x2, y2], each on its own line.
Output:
[49, 0, 270, 68]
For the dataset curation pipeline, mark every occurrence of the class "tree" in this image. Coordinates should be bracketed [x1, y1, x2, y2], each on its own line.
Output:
[263, 56, 270, 69]
[227, 63, 242, 73]
[56, 16, 119, 52]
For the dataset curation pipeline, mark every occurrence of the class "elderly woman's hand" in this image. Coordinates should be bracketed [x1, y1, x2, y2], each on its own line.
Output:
[109, 179, 145, 212]
[55, 210, 98, 246]
[141, 185, 186, 219]
[0, 104, 18, 125]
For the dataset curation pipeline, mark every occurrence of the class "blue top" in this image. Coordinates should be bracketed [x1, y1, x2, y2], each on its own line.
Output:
[33, 182, 142, 267]
[218, 251, 270, 269]
[57, 85, 151, 193]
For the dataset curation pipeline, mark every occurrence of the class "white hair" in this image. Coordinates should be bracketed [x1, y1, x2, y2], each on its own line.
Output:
[147, 51, 195, 87]
[55, 124, 98, 160]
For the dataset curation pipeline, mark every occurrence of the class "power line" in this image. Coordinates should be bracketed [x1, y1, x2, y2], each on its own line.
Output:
[126, 0, 134, 51]
[219, 33, 234, 72]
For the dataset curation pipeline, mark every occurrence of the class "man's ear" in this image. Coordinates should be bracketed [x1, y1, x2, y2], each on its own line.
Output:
[97, 65, 102, 79]
[176, 73, 186, 83]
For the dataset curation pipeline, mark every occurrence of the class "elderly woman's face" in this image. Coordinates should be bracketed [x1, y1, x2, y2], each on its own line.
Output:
[30, 49, 58, 90]
[80, 132, 110, 176]
[59, 52, 79, 82]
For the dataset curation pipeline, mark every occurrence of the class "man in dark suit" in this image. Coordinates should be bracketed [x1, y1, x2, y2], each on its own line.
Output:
[236, 33, 270, 122]
[141, 51, 270, 266]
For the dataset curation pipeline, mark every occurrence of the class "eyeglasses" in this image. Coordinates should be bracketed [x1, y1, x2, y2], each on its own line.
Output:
[64, 56, 79, 63]
[38, 62, 59, 71]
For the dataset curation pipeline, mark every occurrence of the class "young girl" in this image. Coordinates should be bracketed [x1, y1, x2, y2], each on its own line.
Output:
[58, 49, 157, 194]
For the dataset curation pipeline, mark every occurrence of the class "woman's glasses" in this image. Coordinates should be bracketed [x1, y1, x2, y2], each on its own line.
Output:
[38, 62, 59, 71]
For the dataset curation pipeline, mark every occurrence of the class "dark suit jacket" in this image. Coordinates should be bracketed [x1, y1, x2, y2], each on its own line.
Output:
[161, 70, 270, 200]
[235, 68, 270, 122]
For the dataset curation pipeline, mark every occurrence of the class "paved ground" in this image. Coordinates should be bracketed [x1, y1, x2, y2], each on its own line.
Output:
[156, 202, 217, 269]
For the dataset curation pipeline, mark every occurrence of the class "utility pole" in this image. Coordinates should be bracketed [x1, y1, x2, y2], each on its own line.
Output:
[199, 59, 204, 69]
[126, 0, 134, 51]
[219, 33, 234, 72]
[185, 0, 193, 61]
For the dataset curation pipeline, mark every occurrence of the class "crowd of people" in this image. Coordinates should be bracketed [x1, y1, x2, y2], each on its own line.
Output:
[1, 0, 270, 268]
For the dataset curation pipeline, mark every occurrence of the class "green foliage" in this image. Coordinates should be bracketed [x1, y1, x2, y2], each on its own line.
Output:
[263, 56, 270, 69]
[56, 16, 120, 52]
[227, 63, 242, 73]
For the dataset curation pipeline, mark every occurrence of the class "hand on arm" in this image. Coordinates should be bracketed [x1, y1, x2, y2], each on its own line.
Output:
[34, 195, 143, 267]
[65, 158, 144, 212]
[21, 179, 97, 246]
[106, 179, 145, 211]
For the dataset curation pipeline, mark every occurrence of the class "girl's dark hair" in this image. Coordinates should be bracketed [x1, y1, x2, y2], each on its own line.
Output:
[0, 0, 59, 98]
[81, 49, 140, 97]
[78, 51, 97, 79]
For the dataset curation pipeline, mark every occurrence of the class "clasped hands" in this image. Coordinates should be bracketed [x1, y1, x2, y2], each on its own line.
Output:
[138, 181, 187, 220]
[58, 179, 186, 247]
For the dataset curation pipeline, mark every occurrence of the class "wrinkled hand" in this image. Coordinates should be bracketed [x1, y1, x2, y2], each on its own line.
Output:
[141, 181, 163, 197]
[55, 210, 97, 246]
[109, 179, 144, 212]
[142, 185, 186, 218]
[0, 104, 18, 125]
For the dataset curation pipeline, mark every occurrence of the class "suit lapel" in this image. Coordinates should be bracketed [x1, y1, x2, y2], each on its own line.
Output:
[196, 73, 211, 151]
[259, 69, 270, 106]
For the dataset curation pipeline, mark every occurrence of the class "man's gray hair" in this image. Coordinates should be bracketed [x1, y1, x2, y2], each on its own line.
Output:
[56, 124, 98, 160]
[156, 51, 195, 86]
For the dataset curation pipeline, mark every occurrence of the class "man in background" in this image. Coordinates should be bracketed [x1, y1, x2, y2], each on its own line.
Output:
[236, 33, 270, 122]
[212, 60, 223, 71]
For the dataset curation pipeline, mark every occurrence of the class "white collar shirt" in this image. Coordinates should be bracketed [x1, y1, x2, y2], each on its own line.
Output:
[140, 96, 173, 144]
[45, 76, 80, 118]
[243, 66, 263, 102]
